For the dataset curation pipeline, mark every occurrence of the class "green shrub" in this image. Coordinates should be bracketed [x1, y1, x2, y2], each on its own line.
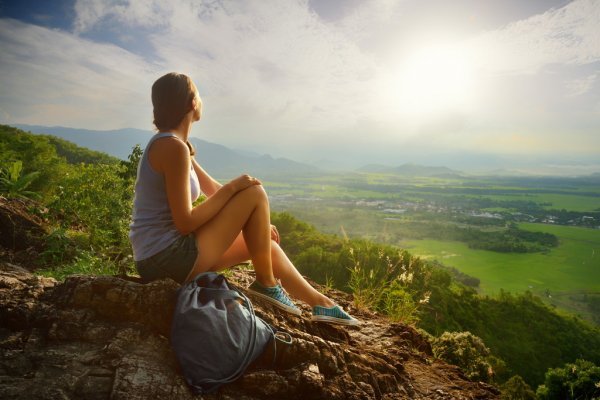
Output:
[431, 331, 494, 382]
[346, 244, 430, 323]
[47, 162, 134, 261]
[381, 281, 421, 324]
[500, 375, 536, 400]
[0, 160, 41, 200]
[0, 125, 66, 199]
[536, 359, 600, 400]
[41, 227, 76, 265]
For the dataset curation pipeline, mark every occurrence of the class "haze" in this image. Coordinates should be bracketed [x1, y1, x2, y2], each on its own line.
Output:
[0, 0, 599, 174]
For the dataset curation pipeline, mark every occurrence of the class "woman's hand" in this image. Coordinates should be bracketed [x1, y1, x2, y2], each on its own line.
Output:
[228, 174, 262, 193]
[270, 224, 280, 244]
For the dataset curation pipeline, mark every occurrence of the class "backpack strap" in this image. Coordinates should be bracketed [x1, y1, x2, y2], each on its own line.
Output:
[194, 289, 267, 390]
[183, 272, 276, 393]
[196, 287, 244, 303]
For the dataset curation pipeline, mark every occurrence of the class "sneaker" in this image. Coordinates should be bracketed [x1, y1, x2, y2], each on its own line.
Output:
[311, 305, 359, 326]
[248, 281, 302, 316]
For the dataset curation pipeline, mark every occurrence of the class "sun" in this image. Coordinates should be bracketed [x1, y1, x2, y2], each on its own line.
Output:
[390, 43, 478, 117]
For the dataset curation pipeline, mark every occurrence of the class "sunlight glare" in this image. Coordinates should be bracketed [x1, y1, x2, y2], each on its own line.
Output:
[392, 43, 478, 117]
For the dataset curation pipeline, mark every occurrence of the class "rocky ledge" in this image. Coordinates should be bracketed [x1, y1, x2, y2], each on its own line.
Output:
[0, 262, 499, 399]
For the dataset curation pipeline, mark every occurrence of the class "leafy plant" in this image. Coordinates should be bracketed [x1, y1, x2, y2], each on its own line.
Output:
[48, 161, 133, 260]
[37, 250, 119, 281]
[536, 359, 600, 400]
[381, 281, 421, 325]
[322, 273, 335, 295]
[118, 144, 143, 181]
[347, 247, 383, 310]
[0, 160, 41, 199]
[41, 227, 76, 265]
[500, 375, 536, 400]
[347, 245, 430, 323]
[431, 331, 495, 382]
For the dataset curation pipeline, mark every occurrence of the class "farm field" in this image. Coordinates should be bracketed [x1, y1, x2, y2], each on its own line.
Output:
[266, 171, 600, 322]
[401, 224, 600, 321]
[402, 223, 600, 295]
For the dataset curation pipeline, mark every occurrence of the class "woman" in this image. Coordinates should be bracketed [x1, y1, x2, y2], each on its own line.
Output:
[129, 72, 357, 326]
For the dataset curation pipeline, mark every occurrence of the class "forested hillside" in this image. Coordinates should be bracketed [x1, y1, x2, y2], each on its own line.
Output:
[1, 124, 599, 398]
[270, 212, 600, 387]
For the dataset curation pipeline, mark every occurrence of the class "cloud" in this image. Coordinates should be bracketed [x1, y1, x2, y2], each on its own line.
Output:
[470, 0, 600, 75]
[332, 0, 403, 47]
[73, 0, 171, 33]
[564, 73, 598, 97]
[2, 0, 390, 143]
[69, 0, 383, 145]
[0, 18, 159, 129]
[1, 0, 598, 168]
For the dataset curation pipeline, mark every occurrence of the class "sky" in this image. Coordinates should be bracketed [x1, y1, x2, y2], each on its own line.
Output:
[0, 0, 599, 174]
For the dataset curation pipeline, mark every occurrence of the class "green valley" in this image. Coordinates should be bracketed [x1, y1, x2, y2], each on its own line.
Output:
[261, 171, 600, 324]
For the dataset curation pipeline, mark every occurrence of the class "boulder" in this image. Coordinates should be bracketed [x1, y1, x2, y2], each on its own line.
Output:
[0, 263, 499, 399]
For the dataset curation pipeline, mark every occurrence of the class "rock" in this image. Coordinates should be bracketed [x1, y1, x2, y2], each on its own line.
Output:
[0, 263, 500, 399]
[0, 196, 48, 268]
[0, 196, 47, 249]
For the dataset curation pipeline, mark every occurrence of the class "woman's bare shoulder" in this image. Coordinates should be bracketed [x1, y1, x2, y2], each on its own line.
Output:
[148, 136, 188, 173]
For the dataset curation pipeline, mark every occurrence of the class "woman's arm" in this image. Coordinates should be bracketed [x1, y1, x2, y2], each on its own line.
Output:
[191, 150, 280, 243]
[191, 156, 222, 197]
[157, 138, 258, 235]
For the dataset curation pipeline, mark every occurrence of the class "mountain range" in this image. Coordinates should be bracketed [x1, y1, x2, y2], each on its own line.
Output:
[357, 163, 464, 177]
[14, 124, 319, 179]
[17, 124, 589, 180]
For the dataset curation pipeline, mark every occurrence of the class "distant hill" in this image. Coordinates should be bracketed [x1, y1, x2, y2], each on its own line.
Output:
[358, 162, 463, 178]
[356, 164, 391, 173]
[1, 124, 118, 165]
[14, 124, 153, 160]
[14, 124, 318, 179]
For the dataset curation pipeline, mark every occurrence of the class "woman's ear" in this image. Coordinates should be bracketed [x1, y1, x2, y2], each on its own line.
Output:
[191, 91, 201, 111]
[190, 95, 202, 122]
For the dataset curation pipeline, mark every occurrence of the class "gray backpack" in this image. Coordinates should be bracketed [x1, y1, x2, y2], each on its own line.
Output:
[170, 272, 277, 394]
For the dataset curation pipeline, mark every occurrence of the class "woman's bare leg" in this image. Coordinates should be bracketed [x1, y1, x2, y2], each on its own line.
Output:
[213, 233, 335, 308]
[185, 185, 276, 286]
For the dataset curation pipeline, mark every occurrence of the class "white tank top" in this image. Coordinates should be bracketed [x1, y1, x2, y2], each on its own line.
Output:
[128, 132, 201, 261]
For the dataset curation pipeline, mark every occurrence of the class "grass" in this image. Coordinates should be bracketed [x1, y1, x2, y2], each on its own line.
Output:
[470, 193, 600, 212]
[535, 193, 600, 212]
[37, 251, 120, 280]
[401, 223, 600, 320]
[401, 224, 600, 294]
[269, 174, 600, 212]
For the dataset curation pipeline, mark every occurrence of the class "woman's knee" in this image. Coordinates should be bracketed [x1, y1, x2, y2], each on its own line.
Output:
[240, 184, 268, 204]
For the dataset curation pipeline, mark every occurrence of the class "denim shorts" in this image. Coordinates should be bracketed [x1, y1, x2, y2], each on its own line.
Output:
[136, 234, 198, 284]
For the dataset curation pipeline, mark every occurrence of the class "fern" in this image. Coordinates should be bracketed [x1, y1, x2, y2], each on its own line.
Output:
[0, 160, 41, 199]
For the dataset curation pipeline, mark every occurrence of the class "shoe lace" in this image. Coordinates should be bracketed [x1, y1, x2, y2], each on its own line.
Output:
[272, 285, 294, 306]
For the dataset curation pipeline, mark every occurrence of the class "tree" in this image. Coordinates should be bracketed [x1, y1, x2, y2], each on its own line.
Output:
[500, 375, 536, 400]
[536, 359, 600, 400]
[119, 144, 143, 181]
